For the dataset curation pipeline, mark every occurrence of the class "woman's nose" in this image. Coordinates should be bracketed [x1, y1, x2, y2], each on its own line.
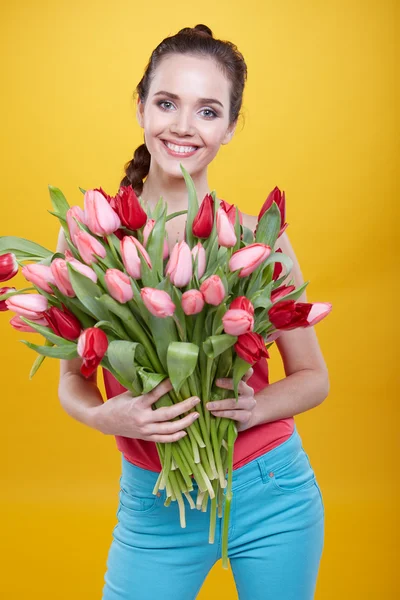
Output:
[170, 109, 195, 136]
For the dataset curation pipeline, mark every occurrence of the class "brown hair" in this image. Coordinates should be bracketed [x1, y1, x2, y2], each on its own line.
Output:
[120, 24, 248, 196]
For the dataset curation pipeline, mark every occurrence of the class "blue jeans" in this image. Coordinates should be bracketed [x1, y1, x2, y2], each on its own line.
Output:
[102, 423, 325, 599]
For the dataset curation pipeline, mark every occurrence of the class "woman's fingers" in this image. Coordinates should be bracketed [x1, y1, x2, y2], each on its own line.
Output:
[140, 378, 174, 407]
[242, 367, 254, 382]
[152, 395, 200, 421]
[209, 409, 252, 423]
[206, 396, 256, 411]
[145, 410, 200, 436]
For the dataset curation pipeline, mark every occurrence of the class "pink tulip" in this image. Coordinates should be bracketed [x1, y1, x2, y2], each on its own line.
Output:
[165, 241, 193, 287]
[120, 236, 152, 279]
[10, 314, 48, 332]
[229, 296, 254, 316]
[141, 288, 175, 317]
[306, 302, 333, 326]
[66, 206, 87, 245]
[222, 309, 254, 335]
[216, 207, 237, 247]
[191, 242, 206, 279]
[229, 243, 272, 278]
[5, 294, 48, 319]
[64, 250, 98, 283]
[50, 259, 75, 298]
[84, 189, 121, 236]
[74, 230, 107, 264]
[0, 253, 18, 282]
[0, 287, 16, 311]
[199, 275, 226, 306]
[219, 200, 243, 227]
[270, 284, 296, 302]
[143, 219, 169, 260]
[105, 269, 134, 303]
[181, 289, 205, 315]
[21, 264, 56, 294]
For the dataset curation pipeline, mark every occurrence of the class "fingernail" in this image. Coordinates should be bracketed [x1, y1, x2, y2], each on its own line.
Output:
[192, 412, 200, 419]
[207, 403, 214, 409]
[192, 397, 200, 404]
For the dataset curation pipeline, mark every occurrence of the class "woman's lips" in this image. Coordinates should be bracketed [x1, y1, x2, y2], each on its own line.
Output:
[161, 139, 200, 158]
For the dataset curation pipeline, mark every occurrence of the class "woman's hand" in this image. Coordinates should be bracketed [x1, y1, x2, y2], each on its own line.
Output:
[91, 378, 201, 443]
[206, 368, 259, 433]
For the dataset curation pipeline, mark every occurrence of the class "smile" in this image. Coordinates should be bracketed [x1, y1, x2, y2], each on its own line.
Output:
[161, 139, 199, 157]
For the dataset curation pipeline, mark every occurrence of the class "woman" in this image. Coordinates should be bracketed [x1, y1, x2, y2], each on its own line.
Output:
[57, 24, 328, 600]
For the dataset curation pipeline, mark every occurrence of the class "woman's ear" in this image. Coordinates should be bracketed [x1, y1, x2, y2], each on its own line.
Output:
[221, 120, 237, 145]
[136, 98, 144, 128]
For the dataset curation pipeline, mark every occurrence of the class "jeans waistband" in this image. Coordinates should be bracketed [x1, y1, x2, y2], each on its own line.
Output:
[121, 423, 302, 493]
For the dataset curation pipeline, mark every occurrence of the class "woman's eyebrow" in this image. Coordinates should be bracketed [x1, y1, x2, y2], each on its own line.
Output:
[153, 90, 224, 108]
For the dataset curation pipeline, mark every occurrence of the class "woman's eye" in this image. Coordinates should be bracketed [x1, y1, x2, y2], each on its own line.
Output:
[157, 101, 217, 119]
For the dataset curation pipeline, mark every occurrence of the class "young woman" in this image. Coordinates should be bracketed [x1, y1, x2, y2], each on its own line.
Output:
[57, 24, 328, 600]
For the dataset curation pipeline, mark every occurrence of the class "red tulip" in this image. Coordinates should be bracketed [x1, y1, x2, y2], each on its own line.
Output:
[77, 327, 108, 378]
[268, 299, 332, 330]
[21, 264, 56, 294]
[181, 289, 205, 315]
[234, 332, 269, 365]
[84, 189, 121, 236]
[199, 275, 226, 305]
[141, 288, 175, 318]
[192, 193, 214, 238]
[44, 306, 82, 341]
[257, 187, 288, 238]
[165, 241, 193, 287]
[272, 248, 283, 280]
[229, 243, 272, 278]
[0, 253, 18, 282]
[229, 296, 254, 317]
[113, 186, 148, 230]
[0, 287, 16, 311]
[216, 207, 237, 248]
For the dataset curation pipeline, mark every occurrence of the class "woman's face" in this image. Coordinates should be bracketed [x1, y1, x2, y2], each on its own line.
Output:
[136, 54, 237, 179]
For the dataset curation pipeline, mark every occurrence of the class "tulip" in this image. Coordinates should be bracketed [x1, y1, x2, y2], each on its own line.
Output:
[105, 269, 134, 303]
[5, 294, 48, 319]
[21, 264, 56, 294]
[229, 296, 254, 317]
[199, 275, 226, 306]
[84, 189, 121, 236]
[113, 186, 148, 230]
[222, 309, 254, 335]
[270, 284, 296, 303]
[268, 299, 332, 330]
[234, 332, 269, 365]
[141, 288, 175, 318]
[216, 207, 237, 248]
[10, 314, 48, 332]
[74, 230, 107, 264]
[219, 200, 243, 227]
[77, 327, 109, 378]
[165, 241, 193, 288]
[0, 253, 18, 282]
[50, 259, 75, 297]
[64, 250, 98, 283]
[265, 330, 282, 343]
[44, 306, 82, 341]
[192, 193, 214, 238]
[229, 243, 272, 278]
[143, 219, 169, 260]
[0, 287, 16, 311]
[181, 289, 205, 315]
[120, 235, 152, 279]
[191, 242, 206, 279]
[257, 186, 288, 238]
[66, 206, 87, 245]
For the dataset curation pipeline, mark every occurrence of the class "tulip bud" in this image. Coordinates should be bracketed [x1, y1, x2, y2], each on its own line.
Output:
[50, 259, 75, 298]
[113, 186, 148, 230]
[64, 251, 98, 283]
[5, 294, 48, 319]
[105, 269, 134, 303]
[44, 306, 82, 341]
[199, 275, 226, 305]
[21, 264, 56, 294]
[121, 236, 152, 279]
[219, 200, 243, 227]
[66, 206, 86, 245]
[0, 253, 18, 282]
[257, 186, 288, 238]
[229, 296, 254, 317]
[0, 287, 16, 311]
[181, 289, 205, 315]
[192, 193, 214, 238]
[165, 241, 193, 287]
[143, 219, 169, 260]
[216, 207, 237, 248]
[229, 243, 272, 278]
[222, 309, 254, 335]
[268, 299, 332, 330]
[272, 248, 283, 281]
[10, 314, 48, 332]
[141, 288, 175, 318]
[270, 284, 296, 303]
[77, 327, 109, 378]
[191, 242, 206, 279]
[84, 189, 121, 236]
[74, 230, 107, 264]
[234, 332, 269, 365]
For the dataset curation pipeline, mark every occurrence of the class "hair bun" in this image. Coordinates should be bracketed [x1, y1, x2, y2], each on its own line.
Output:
[193, 24, 213, 37]
[178, 24, 213, 38]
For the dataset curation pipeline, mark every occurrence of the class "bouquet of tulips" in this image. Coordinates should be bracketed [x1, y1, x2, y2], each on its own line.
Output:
[0, 165, 331, 568]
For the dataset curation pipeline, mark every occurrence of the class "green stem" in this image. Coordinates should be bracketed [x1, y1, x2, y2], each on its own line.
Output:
[221, 421, 237, 570]
[209, 479, 219, 543]
[211, 418, 227, 488]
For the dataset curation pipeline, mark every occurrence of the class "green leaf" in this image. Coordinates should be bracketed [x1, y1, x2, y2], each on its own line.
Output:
[0, 236, 52, 259]
[67, 262, 111, 321]
[242, 225, 255, 245]
[20, 339, 78, 359]
[106, 340, 143, 388]
[167, 341, 199, 395]
[203, 334, 237, 359]
[146, 202, 167, 280]
[254, 201, 281, 248]
[232, 355, 253, 400]
[0, 287, 35, 301]
[137, 368, 167, 395]
[48, 185, 71, 219]
[180, 164, 199, 248]
[29, 340, 53, 379]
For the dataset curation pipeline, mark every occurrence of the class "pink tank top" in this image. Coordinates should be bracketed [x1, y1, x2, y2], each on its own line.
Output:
[102, 357, 294, 472]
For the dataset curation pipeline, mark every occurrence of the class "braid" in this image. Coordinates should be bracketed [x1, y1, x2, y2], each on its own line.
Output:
[120, 141, 151, 196]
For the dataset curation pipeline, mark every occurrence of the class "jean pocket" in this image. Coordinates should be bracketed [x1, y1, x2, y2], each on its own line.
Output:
[269, 449, 316, 494]
[119, 481, 163, 515]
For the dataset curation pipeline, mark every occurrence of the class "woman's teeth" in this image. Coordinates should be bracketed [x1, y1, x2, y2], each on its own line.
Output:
[163, 140, 198, 153]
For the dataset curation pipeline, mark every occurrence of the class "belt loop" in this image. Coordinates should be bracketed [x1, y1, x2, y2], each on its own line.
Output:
[257, 457, 268, 484]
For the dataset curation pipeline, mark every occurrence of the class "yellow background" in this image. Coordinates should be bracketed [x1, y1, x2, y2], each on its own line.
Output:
[1, 1, 397, 598]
